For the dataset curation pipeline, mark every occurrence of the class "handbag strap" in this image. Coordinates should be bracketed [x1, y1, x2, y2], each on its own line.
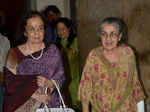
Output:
[45, 80, 66, 108]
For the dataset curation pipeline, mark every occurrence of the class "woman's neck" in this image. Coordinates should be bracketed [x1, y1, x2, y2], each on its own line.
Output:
[103, 47, 118, 55]
[103, 47, 121, 64]
[26, 42, 44, 53]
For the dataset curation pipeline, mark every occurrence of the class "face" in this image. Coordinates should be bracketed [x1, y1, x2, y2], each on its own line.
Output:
[57, 22, 70, 40]
[100, 24, 121, 51]
[47, 11, 60, 24]
[25, 16, 44, 44]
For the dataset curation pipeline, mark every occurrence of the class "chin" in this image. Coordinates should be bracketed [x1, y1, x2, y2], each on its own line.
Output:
[103, 46, 117, 51]
[32, 41, 43, 44]
[60, 36, 66, 39]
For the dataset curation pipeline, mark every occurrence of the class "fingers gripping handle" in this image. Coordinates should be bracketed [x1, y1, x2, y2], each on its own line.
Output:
[45, 80, 66, 108]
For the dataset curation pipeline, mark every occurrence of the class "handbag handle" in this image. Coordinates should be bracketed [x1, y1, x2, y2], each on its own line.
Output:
[45, 80, 66, 108]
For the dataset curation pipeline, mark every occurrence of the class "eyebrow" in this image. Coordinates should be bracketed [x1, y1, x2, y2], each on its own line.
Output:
[101, 31, 118, 33]
[27, 24, 44, 27]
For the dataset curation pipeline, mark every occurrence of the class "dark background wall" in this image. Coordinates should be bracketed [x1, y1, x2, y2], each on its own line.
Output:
[0, 0, 24, 32]
[0, 0, 24, 47]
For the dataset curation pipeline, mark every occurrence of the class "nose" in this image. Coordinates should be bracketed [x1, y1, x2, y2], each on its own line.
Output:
[34, 31, 40, 36]
[60, 30, 65, 35]
[59, 31, 63, 36]
[33, 28, 42, 35]
[105, 35, 112, 41]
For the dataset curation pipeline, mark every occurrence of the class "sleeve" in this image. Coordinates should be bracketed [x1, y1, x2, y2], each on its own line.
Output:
[0, 37, 10, 72]
[130, 49, 146, 103]
[4, 37, 10, 54]
[78, 50, 94, 104]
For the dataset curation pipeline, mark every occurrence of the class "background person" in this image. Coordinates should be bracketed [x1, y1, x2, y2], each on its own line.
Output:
[78, 17, 145, 112]
[44, 5, 61, 44]
[0, 33, 10, 112]
[56, 17, 81, 111]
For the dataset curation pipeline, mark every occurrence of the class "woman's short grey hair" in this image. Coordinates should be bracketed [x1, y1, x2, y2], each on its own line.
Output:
[97, 17, 128, 44]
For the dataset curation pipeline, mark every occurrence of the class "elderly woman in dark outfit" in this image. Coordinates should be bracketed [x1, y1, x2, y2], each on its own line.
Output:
[3, 11, 65, 112]
[78, 17, 145, 112]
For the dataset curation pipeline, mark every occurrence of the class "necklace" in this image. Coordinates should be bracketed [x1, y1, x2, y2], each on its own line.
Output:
[26, 44, 44, 60]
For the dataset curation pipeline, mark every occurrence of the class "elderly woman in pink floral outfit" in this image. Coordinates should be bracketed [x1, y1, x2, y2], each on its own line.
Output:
[78, 17, 145, 112]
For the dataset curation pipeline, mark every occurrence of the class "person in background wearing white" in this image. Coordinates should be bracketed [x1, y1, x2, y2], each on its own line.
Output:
[0, 33, 10, 112]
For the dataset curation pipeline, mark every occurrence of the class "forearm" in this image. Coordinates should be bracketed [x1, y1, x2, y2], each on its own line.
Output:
[137, 100, 145, 112]
[31, 89, 40, 101]
[82, 102, 89, 112]
[31, 93, 39, 100]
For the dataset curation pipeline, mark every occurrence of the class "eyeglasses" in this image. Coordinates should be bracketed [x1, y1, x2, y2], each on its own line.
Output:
[26, 25, 44, 33]
[29, 27, 44, 33]
[101, 32, 119, 39]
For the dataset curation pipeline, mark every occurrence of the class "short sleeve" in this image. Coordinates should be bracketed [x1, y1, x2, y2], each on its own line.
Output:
[132, 65, 145, 103]
[78, 50, 95, 104]
[130, 49, 146, 103]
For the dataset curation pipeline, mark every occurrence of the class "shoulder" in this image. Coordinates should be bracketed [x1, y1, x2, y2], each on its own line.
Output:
[46, 44, 60, 55]
[87, 47, 101, 59]
[73, 38, 77, 42]
[119, 44, 135, 57]
[70, 38, 78, 50]
[47, 44, 58, 50]
[0, 34, 10, 48]
[0, 33, 5, 41]
[7, 47, 18, 58]
[6, 47, 19, 69]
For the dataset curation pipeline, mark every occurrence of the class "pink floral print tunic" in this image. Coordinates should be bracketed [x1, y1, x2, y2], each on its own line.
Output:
[78, 45, 145, 112]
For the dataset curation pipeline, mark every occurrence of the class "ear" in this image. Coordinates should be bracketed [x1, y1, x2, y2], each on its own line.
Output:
[24, 32, 27, 37]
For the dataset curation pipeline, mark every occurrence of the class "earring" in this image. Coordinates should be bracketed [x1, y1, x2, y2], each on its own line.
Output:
[24, 32, 27, 37]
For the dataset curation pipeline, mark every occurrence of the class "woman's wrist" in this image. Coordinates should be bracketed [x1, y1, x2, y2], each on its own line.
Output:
[31, 93, 40, 101]
[47, 80, 55, 92]
[82, 102, 89, 112]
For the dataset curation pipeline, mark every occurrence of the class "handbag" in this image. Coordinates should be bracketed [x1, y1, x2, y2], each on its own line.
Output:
[36, 80, 75, 112]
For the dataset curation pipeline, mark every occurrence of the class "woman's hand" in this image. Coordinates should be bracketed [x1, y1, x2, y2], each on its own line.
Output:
[37, 76, 47, 87]
[39, 94, 50, 104]
[37, 76, 55, 91]
[32, 92, 50, 104]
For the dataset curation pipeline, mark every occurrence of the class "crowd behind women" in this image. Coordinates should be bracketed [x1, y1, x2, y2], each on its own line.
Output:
[0, 5, 146, 112]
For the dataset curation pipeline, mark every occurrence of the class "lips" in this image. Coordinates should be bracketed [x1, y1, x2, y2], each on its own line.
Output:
[105, 42, 113, 46]
[34, 37, 40, 39]
[60, 35, 65, 39]
[33, 37, 42, 40]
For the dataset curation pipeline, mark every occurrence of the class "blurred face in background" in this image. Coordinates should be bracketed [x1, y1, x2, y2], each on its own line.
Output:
[57, 22, 70, 40]
[47, 11, 60, 25]
[25, 16, 45, 44]
[100, 24, 121, 51]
